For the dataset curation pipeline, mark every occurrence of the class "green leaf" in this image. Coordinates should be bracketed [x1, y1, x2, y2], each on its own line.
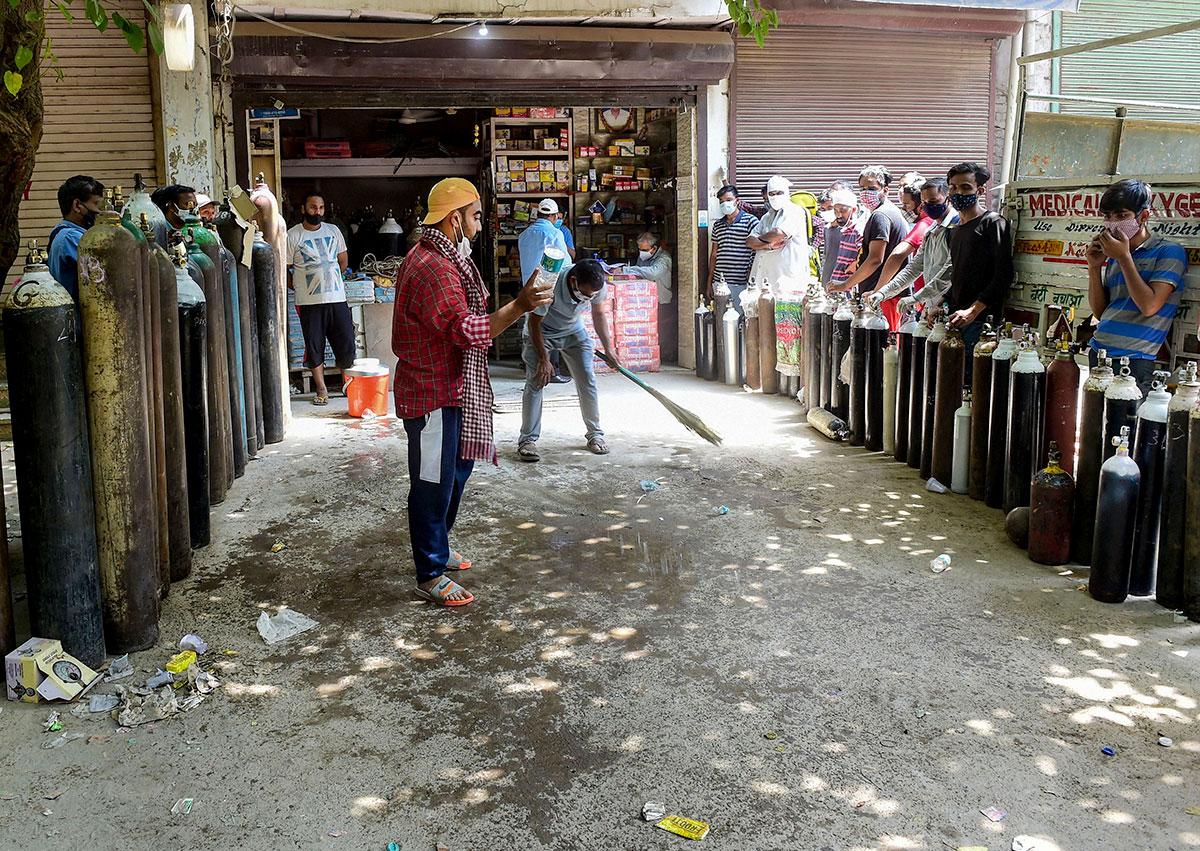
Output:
[738, 19, 752, 36]
[14, 46, 33, 69]
[113, 13, 144, 52]
[4, 70, 22, 97]
[25, 7, 43, 20]
[55, 2, 75, 21]
[141, 0, 159, 24]
[6, 0, 19, 9]
[146, 19, 163, 54]
[84, 0, 108, 31]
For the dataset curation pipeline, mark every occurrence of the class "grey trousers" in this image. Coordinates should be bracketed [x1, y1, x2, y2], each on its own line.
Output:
[519, 328, 604, 445]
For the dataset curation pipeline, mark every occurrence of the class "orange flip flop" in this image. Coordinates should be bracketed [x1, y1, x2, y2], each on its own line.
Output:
[415, 576, 475, 607]
[445, 551, 473, 571]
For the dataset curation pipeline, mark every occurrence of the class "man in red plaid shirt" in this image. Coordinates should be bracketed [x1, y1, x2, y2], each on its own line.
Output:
[393, 178, 552, 606]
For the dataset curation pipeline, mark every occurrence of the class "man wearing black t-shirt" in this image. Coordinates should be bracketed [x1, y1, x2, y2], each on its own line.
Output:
[831, 164, 910, 296]
[944, 161, 1013, 372]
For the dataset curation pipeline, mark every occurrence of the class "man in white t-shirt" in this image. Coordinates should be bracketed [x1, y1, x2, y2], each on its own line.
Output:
[746, 174, 811, 293]
[286, 193, 353, 405]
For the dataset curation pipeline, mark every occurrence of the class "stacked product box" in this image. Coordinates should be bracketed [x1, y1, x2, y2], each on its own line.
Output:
[612, 277, 660, 372]
[580, 284, 615, 374]
[286, 286, 335, 369]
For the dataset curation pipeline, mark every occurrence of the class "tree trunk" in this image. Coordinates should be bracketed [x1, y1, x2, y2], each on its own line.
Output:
[0, 0, 45, 276]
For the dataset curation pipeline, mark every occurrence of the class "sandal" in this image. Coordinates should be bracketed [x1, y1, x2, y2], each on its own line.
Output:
[313, 394, 329, 406]
[445, 551, 473, 571]
[587, 437, 609, 455]
[518, 443, 541, 462]
[414, 576, 475, 607]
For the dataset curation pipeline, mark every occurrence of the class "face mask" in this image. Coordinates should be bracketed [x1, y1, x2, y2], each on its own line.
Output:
[303, 213, 323, 225]
[768, 194, 786, 211]
[638, 250, 654, 263]
[858, 189, 883, 211]
[458, 238, 472, 257]
[923, 202, 948, 221]
[1106, 217, 1142, 241]
[818, 209, 835, 225]
[903, 209, 917, 224]
[570, 283, 594, 304]
[719, 200, 738, 216]
[948, 193, 978, 212]
[80, 210, 98, 229]
[835, 217, 849, 227]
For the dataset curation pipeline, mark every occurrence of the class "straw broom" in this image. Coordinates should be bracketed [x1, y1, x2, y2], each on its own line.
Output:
[596, 351, 723, 445]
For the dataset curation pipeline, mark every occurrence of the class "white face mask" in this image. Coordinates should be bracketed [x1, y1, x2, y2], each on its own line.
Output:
[818, 209, 835, 225]
[719, 200, 737, 216]
[638, 250, 653, 263]
[458, 238, 472, 258]
[768, 194, 786, 211]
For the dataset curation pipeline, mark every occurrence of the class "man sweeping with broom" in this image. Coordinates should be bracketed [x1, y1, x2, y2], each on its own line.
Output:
[518, 259, 616, 461]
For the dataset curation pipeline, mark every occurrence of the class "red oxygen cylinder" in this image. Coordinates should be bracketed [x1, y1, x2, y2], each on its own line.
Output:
[1029, 441, 1075, 565]
[931, 324, 965, 485]
[1043, 339, 1081, 475]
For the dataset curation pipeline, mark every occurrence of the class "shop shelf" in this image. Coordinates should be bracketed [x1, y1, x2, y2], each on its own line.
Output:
[281, 157, 480, 178]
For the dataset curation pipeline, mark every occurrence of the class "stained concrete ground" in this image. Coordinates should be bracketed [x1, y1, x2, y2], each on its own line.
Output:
[1, 367, 1198, 850]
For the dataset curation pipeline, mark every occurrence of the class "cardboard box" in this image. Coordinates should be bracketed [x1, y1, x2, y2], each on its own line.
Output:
[635, 145, 651, 156]
[512, 181, 527, 194]
[636, 168, 652, 181]
[496, 156, 509, 172]
[615, 138, 636, 156]
[543, 138, 560, 150]
[6, 637, 101, 703]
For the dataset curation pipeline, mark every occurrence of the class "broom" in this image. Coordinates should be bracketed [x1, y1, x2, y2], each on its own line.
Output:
[596, 351, 723, 445]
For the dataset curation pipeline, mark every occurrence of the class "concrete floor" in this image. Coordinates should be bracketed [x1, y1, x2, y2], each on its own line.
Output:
[1, 367, 1197, 850]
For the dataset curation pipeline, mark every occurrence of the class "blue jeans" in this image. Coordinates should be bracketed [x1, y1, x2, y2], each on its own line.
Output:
[403, 407, 474, 583]
[519, 328, 604, 445]
[960, 319, 985, 384]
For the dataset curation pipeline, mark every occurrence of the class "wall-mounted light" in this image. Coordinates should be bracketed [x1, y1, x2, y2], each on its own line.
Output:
[477, 21, 489, 36]
[163, 3, 196, 71]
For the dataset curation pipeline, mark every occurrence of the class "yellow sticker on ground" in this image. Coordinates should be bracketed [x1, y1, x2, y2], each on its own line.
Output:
[1186, 806, 1200, 817]
[656, 815, 710, 841]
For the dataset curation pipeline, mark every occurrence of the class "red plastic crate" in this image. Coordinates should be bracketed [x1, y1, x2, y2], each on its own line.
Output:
[304, 140, 352, 158]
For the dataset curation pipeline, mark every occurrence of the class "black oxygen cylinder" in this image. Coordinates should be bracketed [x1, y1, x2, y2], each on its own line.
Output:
[819, 307, 833, 412]
[174, 244, 211, 550]
[1004, 346, 1046, 513]
[907, 320, 928, 469]
[1186, 405, 1200, 621]
[986, 332, 1016, 509]
[968, 322, 998, 501]
[848, 304, 867, 446]
[214, 205, 261, 458]
[1071, 352, 1114, 565]
[3, 248, 105, 667]
[1103, 359, 1143, 462]
[1158, 364, 1198, 610]
[863, 306, 889, 452]
[1129, 373, 1171, 597]
[251, 229, 285, 443]
[920, 320, 946, 479]
[217, 240, 247, 479]
[830, 299, 853, 421]
[894, 313, 916, 463]
[931, 326, 966, 485]
[1089, 427, 1141, 604]
[246, 254, 265, 451]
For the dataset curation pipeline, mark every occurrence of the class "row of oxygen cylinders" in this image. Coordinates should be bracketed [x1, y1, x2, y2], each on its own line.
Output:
[693, 290, 1200, 618]
[2, 185, 289, 665]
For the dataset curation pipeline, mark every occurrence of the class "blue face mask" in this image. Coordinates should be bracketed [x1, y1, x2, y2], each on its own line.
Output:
[948, 193, 978, 212]
[923, 202, 949, 220]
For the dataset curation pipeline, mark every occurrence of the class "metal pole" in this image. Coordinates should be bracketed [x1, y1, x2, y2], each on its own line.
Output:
[1019, 18, 1200, 65]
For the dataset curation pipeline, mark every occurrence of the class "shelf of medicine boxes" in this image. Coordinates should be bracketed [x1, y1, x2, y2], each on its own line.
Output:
[281, 157, 480, 178]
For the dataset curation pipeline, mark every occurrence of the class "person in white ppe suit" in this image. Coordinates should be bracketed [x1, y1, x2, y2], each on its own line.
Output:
[745, 175, 811, 293]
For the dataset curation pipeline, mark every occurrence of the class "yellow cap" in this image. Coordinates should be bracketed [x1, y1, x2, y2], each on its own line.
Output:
[423, 178, 480, 225]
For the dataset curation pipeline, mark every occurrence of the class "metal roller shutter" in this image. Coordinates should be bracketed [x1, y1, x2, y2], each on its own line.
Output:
[1057, 0, 1200, 122]
[733, 27, 994, 195]
[12, 0, 159, 279]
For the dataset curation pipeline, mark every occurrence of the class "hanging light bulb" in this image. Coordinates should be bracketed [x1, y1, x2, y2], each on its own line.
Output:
[478, 21, 489, 36]
[163, 3, 196, 71]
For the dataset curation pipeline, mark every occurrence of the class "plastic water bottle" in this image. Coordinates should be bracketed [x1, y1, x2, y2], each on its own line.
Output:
[930, 554, 952, 573]
[536, 246, 566, 292]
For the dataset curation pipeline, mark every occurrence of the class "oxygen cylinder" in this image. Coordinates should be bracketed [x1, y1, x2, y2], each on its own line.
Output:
[722, 305, 740, 387]
[1186, 400, 1200, 620]
[968, 321, 999, 501]
[1043, 339, 1081, 475]
[848, 302, 867, 447]
[951, 389, 972, 495]
[183, 221, 232, 502]
[1029, 442, 1075, 566]
[146, 224, 191, 583]
[714, 287, 729, 383]
[863, 305, 889, 452]
[1070, 351, 1114, 565]
[920, 319, 947, 479]
[1158, 363, 1198, 610]
[695, 304, 714, 381]
[883, 342, 899, 457]
[758, 288, 778, 394]
[3, 246, 105, 667]
[830, 298, 853, 421]
[251, 177, 292, 433]
[1103, 358, 1143, 462]
[743, 291, 761, 391]
[1089, 426, 1141, 604]
[215, 205, 262, 457]
[376, 210, 404, 258]
[931, 324, 966, 485]
[801, 292, 821, 411]
[907, 318, 929, 469]
[77, 210, 161, 651]
[818, 299, 834, 411]
[121, 173, 169, 250]
[1004, 345, 1046, 513]
[251, 227, 285, 443]
[215, 235, 248, 478]
[986, 330, 1017, 509]
[174, 242, 211, 549]
[808, 407, 850, 441]
[894, 312, 916, 463]
[118, 197, 168, 597]
[1128, 372, 1171, 597]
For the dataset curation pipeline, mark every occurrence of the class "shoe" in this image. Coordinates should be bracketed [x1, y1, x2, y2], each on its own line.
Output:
[518, 443, 541, 462]
[550, 374, 572, 384]
[586, 437, 609, 455]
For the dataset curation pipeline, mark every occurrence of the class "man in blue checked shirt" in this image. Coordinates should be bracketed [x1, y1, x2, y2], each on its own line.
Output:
[1086, 179, 1189, 395]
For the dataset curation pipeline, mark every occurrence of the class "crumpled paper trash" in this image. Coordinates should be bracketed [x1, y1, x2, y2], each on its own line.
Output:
[179, 634, 210, 655]
[104, 654, 134, 682]
[257, 609, 319, 645]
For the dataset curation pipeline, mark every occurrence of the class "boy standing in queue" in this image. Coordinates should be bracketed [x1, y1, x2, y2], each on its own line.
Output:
[393, 178, 552, 606]
[48, 175, 105, 302]
[286, 193, 354, 405]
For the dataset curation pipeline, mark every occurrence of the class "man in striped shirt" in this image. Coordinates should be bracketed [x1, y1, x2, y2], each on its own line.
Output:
[1087, 179, 1189, 395]
[708, 185, 760, 313]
